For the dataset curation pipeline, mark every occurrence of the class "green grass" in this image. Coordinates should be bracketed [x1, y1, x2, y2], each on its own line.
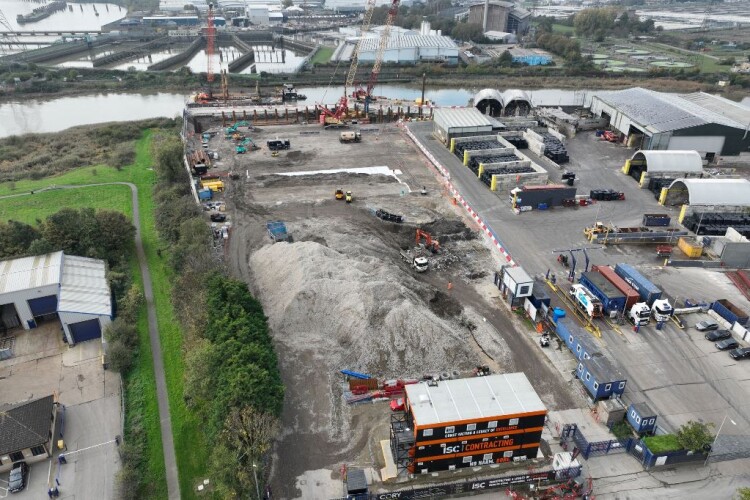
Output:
[0, 185, 132, 224]
[310, 46, 334, 65]
[0, 130, 211, 498]
[643, 434, 682, 453]
[552, 24, 574, 34]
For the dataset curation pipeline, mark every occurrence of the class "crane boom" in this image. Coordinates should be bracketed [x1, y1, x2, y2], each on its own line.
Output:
[366, 0, 400, 97]
[345, 0, 376, 95]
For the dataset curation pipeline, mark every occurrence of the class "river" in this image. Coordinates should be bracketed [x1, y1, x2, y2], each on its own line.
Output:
[0, 0, 125, 32]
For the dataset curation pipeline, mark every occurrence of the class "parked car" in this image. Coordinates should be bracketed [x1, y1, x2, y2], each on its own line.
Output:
[210, 213, 226, 222]
[695, 319, 719, 331]
[705, 330, 732, 341]
[8, 461, 29, 493]
[716, 338, 739, 351]
[729, 347, 750, 360]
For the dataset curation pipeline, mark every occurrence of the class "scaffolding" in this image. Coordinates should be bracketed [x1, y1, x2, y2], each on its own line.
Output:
[390, 411, 415, 474]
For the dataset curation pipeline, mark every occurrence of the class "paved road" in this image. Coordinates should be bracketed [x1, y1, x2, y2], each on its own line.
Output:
[1, 184, 181, 499]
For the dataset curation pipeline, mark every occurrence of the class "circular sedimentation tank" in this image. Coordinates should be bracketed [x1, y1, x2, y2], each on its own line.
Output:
[591, 53, 608, 59]
[604, 66, 648, 73]
[650, 61, 694, 68]
[615, 48, 651, 55]
[594, 59, 626, 66]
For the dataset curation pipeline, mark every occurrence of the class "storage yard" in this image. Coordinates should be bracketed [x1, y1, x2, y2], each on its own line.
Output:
[183, 90, 750, 497]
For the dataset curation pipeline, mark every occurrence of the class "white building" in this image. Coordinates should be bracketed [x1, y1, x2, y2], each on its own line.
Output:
[247, 5, 270, 24]
[0, 252, 112, 345]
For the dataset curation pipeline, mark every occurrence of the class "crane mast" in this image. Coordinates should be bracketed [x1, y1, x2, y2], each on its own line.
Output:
[206, 3, 216, 83]
[345, 0, 376, 96]
[366, 0, 400, 98]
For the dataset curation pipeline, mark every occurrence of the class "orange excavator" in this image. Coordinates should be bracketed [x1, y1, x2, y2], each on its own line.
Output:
[416, 229, 440, 253]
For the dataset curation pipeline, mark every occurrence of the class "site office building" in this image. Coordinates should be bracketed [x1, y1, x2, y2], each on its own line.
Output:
[390, 373, 547, 474]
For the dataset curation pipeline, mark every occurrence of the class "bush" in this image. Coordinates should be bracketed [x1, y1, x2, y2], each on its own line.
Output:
[107, 340, 134, 374]
[643, 434, 681, 453]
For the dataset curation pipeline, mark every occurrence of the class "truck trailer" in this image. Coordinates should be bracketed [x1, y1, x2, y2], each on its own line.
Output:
[579, 272, 627, 315]
[569, 284, 603, 318]
[614, 263, 662, 305]
[591, 265, 639, 310]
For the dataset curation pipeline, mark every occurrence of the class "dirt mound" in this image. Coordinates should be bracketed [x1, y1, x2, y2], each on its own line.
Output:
[249, 238, 477, 442]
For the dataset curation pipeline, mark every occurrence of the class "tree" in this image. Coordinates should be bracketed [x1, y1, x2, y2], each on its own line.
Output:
[282, 0, 293, 6]
[153, 137, 185, 184]
[574, 8, 617, 39]
[210, 406, 280, 498]
[498, 50, 513, 67]
[736, 487, 750, 500]
[451, 23, 486, 42]
[0, 220, 40, 258]
[676, 420, 714, 452]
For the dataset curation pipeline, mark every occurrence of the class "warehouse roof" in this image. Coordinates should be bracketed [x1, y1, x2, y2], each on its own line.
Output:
[58, 255, 112, 316]
[0, 251, 62, 296]
[406, 373, 546, 428]
[631, 150, 703, 173]
[356, 35, 457, 52]
[667, 178, 750, 206]
[0, 395, 55, 456]
[680, 92, 750, 129]
[592, 88, 746, 134]
[434, 107, 493, 130]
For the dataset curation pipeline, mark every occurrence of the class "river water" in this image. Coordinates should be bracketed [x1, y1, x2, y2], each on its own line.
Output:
[0, 0, 125, 32]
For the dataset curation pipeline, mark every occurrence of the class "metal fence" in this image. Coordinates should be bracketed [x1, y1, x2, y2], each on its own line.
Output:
[561, 423, 632, 459]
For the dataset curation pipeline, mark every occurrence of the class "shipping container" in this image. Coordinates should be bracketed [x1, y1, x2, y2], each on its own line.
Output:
[711, 299, 749, 326]
[642, 214, 671, 227]
[614, 263, 662, 305]
[580, 272, 627, 314]
[575, 355, 626, 400]
[512, 185, 577, 209]
[198, 188, 212, 200]
[415, 412, 546, 442]
[627, 403, 657, 435]
[678, 237, 703, 258]
[411, 447, 539, 473]
[592, 265, 639, 310]
[414, 428, 543, 459]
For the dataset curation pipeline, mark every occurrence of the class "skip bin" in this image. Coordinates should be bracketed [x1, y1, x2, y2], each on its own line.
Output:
[678, 237, 702, 258]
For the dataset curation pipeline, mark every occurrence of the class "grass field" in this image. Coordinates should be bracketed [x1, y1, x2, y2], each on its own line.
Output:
[310, 46, 334, 65]
[0, 130, 211, 499]
[552, 24, 575, 34]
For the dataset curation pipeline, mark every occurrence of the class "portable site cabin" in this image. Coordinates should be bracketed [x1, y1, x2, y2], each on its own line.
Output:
[627, 403, 657, 434]
[576, 355, 626, 401]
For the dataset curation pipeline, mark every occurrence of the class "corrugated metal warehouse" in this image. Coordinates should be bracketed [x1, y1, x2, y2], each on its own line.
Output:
[334, 34, 458, 65]
[0, 252, 112, 345]
[433, 108, 494, 142]
[590, 88, 750, 157]
[390, 373, 547, 474]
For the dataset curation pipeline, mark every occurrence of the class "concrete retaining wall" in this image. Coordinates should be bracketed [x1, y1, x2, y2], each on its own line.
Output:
[149, 36, 204, 71]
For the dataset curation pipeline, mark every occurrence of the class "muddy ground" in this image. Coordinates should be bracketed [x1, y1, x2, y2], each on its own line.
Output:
[193, 122, 585, 499]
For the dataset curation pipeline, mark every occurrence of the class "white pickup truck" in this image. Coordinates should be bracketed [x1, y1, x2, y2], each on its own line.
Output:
[400, 250, 428, 273]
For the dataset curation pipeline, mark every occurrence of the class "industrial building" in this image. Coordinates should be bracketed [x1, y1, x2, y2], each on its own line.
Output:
[433, 107, 495, 142]
[390, 373, 547, 474]
[0, 252, 112, 345]
[467, 0, 530, 34]
[474, 89, 533, 117]
[590, 88, 750, 157]
[622, 150, 704, 190]
[333, 34, 458, 65]
[0, 395, 58, 473]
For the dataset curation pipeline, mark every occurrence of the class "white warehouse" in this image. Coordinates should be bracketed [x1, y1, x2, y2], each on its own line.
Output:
[334, 34, 458, 65]
[0, 252, 112, 345]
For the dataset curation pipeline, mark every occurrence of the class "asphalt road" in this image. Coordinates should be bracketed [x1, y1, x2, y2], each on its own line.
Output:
[0, 184, 181, 499]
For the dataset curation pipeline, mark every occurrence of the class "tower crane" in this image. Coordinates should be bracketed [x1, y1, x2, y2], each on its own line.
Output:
[353, 0, 400, 102]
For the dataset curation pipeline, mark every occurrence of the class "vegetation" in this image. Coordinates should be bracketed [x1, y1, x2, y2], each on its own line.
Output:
[736, 487, 750, 500]
[310, 46, 334, 65]
[643, 434, 682, 454]
[572, 8, 656, 40]
[0, 118, 177, 183]
[676, 420, 714, 452]
[150, 135, 283, 497]
[610, 421, 633, 440]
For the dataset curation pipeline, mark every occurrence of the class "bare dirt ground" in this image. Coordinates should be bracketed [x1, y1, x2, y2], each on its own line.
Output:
[194, 122, 585, 499]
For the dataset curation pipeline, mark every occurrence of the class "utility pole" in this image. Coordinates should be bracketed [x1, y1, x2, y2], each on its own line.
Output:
[419, 72, 426, 118]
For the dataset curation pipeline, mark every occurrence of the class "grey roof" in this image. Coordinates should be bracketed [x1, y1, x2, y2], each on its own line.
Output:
[434, 107, 493, 130]
[631, 402, 656, 417]
[58, 255, 112, 316]
[586, 354, 625, 382]
[680, 92, 750, 129]
[475, 88, 503, 105]
[510, 6, 530, 19]
[356, 35, 457, 52]
[468, 0, 513, 9]
[0, 395, 55, 455]
[505, 265, 533, 285]
[668, 178, 750, 206]
[405, 373, 546, 427]
[0, 251, 62, 296]
[631, 150, 703, 173]
[593, 87, 747, 134]
[501, 89, 532, 107]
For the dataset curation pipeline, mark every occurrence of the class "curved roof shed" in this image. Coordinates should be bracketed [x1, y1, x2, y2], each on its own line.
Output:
[665, 178, 750, 207]
[631, 150, 703, 173]
[474, 89, 503, 117]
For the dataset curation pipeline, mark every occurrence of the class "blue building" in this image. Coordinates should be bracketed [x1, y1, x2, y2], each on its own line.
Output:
[627, 403, 657, 434]
[577, 355, 626, 401]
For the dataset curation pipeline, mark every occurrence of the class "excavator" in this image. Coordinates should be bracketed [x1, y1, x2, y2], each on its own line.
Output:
[416, 229, 440, 253]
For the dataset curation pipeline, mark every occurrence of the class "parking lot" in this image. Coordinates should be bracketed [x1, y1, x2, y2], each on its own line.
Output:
[408, 122, 750, 442]
[0, 320, 121, 497]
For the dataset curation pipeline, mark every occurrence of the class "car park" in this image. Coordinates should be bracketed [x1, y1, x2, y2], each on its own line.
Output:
[695, 319, 719, 331]
[705, 330, 732, 341]
[729, 347, 750, 360]
[8, 461, 29, 493]
[716, 338, 739, 351]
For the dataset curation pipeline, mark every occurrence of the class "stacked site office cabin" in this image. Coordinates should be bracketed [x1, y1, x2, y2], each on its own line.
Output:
[390, 373, 547, 474]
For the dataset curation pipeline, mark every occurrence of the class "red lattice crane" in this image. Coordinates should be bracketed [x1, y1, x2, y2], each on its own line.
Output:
[206, 3, 216, 83]
[352, 0, 400, 101]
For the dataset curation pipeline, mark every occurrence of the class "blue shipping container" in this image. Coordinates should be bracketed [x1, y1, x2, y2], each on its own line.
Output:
[579, 272, 627, 314]
[711, 299, 749, 326]
[576, 356, 626, 400]
[627, 403, 657, 434]
[614, 263, 662, 305]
